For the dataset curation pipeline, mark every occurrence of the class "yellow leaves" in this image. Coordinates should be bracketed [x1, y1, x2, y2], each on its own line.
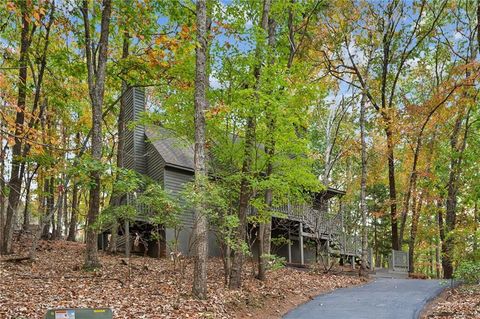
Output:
[31, 6, 46, 26]
[146, 48, 170, 68]
[179, 25, 191, 39]
[7, 1, 15, 12]
[155, 35, 168, 45]
[7, 137, 15, 147]
[154, 34, 180, 54]
[32, 10, 41, 22]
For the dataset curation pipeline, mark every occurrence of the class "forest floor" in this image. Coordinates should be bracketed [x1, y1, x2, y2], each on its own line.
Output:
[420, 284, 480, 318]
[0, 237, 367, 319]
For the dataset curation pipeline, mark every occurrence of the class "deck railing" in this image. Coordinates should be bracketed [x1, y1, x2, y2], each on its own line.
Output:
[271, 203, 343, 236]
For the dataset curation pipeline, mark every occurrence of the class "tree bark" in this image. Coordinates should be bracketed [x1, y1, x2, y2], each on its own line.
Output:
[2, 1, 34, 254]
[257, 8, 277, 282]
[442, 108, 470, 279]
[384, 122, 399, 251]
[229, 0, 271, 290]
[63, 182, 69, 238]
[192, 0, 210, 299]
[408, 129, 436, 274]
[108, 30, 130, 254]
[359, 92, 369, 277]
[67, 182, 79, 241]
[0, 134, 6, 253]
[41, 177, 49, 239]
[81, 0, 113, 269]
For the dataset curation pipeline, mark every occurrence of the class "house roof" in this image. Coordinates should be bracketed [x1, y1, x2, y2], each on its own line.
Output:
[144, 126, 346, 198]
[316, 187, 346, 200]
[144, 126, 194, 172]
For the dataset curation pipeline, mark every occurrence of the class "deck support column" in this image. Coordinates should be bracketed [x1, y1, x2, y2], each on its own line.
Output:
[299, 222, 304, 265]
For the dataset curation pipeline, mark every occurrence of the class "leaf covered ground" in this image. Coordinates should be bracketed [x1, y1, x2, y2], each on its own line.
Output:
[0, 238, 367, 318]
[421, 285, 480, 319]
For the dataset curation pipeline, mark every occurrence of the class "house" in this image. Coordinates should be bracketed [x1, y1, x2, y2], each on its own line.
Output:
[101, 87, 365, 266]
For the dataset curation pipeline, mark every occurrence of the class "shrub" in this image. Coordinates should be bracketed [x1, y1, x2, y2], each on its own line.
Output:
[454, 260, 480, 284]
[263, 254, 286, 271]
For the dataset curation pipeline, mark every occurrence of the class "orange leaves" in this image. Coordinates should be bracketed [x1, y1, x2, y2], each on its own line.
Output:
[154, 34, 180, 52]
[206, 102, 229, 119]
[6, 1, 16, 12]
[179, 25, 193, 40]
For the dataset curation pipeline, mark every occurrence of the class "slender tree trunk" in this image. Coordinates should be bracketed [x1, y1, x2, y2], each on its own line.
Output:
[22, 167, 34, 230]
[408, 188, 420, 274]
[384, 123, 399, 251]
[0, 138, 6, 253]
[2, 2, 33, 254]
[442, 109, 470, 279]
[63, 183, 68, 238]
[67, 182, 79, 241]
[108, 31, 130, 254]
[81, 0, 112, 269]
[408, 131, 436, 274]
[55, 193, 63, 240]
[474, 202, 478, 253]
[192, 0, 210, 299]
[48, 176, 55, 238]
[67, 132, 81, 242]
[22, 165, 40, 231]
[359, 92, 369, 277]
[257, 9, 277, 282]
[41, 178, 50, 239]
[229, 0, 271, 290]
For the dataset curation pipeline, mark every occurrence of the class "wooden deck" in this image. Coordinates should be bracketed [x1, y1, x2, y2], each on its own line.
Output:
[121, 194, 364, 265]
[270, 202, 364, 264]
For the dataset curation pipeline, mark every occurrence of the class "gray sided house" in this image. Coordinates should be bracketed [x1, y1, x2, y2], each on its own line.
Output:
[101, 87, 366, 267]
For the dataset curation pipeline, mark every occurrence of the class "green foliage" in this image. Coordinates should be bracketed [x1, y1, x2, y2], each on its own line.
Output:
[138, 184, 180, 229]
[454, 260, 480, 284]
[262, 254, 286, 271]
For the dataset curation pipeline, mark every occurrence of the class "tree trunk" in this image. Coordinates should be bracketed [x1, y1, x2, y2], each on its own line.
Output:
[408, 130, 436, 274]
[63, 184, 68, 238]
[384, 123, 399, 251]
[474, 202, 478, 253]
[442, 109, 470, 279]
[257, 8, 277, 282]
[2, 2, 33, 254]
[67, 182, 79, 241]
[408, 188, 421, 273]
[229, 0, 271, 290]
[49, 176, 55, 238]
[359, 92, 369, 277]
[108, 30, 129, 254]
[55, 192, 63, 240]
[82, 0, 112, 269]
[41, 178, 51, 239]
[192, 0, 210, 299]
[0, 137, 6, 253]
[22, 166, 36, 230]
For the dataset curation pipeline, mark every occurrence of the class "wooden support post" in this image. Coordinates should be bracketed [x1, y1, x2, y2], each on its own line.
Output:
[288, 230, 292, 263]
[299, 222, 304, 265]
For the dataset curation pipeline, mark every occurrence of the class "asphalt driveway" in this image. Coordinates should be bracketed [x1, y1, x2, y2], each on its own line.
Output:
[283, 278, 446, 319]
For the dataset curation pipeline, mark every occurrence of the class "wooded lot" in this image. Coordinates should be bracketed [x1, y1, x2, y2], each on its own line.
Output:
[0, 0, 479, 317]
